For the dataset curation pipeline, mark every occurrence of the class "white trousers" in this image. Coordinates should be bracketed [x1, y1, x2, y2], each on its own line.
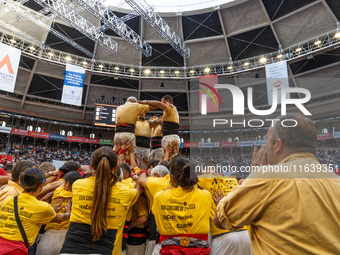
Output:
[211, 230, 253, 255]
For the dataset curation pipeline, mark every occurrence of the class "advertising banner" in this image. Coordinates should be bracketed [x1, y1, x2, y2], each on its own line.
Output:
[333, 132, 340, 139]
[317, 133, 333, 140]
[221, 142, 237, 147]
[183, 142, 199, 148]
[254, 140, 267, 146]
[66, 136, 84, 142]
[99, 139, 113, 145]
[0, 127, 11, 134]
[198, 142, 214, 148]
[0, 155, 12, 163]
[61, 64, 85, 106]
[11, 128, 29, 136]
[29, 131, 50, 139]
[0, 43, 21, 93]
[49, 134, 67, 141]
[265, 60, 289, 105]
[83, 138, 99, 144]
[237, 141, 254, 147]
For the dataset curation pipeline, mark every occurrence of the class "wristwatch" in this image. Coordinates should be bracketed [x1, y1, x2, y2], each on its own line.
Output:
[49, 171, 52, 176]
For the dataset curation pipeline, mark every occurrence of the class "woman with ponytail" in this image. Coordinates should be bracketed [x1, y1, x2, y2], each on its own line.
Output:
[152, 156, 213, 255]
[60, 147, 143, 255]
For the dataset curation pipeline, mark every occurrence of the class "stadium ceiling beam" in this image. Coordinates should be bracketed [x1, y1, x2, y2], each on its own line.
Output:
[1, 28, 340, 79]
[2, 0, 94, 58]
[71, 0, 151, 57]
[124, 0, 190, 58]
[32, 0, 118, 54]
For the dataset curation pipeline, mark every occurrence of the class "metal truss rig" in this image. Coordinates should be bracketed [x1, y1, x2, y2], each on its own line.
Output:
[1, 29, 340, 79]
[125, 0, 190, 58]
[33, 0, 118, 54]
[73, 0, 151, 57]
[2, 0, 94, 58]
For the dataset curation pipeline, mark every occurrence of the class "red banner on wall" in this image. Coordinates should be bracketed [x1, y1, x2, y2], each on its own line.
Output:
[221, 142, 238, 147]
[0, 155, 12, 163]
[183, 142, 199, 148]
[29, 131, 50, 139]
[66, 136, 84, 142]
[11, 128, 29, 136]
[83, 138, 99, 144]
[317, 133, 333, 140]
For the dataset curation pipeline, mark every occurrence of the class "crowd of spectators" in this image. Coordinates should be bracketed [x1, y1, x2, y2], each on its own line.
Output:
[6, 144, 92, 166]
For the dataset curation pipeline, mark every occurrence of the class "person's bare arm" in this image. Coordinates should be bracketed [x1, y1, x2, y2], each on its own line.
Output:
[0, 176, 11, 186]
[38, 181, 63, 200]
[139, 173, 148, 188]
[45, 170, 60, 185]
[127, 143, 136, 168]
[135, 178, 144, 195]
[163, 142, 173, 162]
[128, 215, 148, 228]
[138, 100, 167, 111]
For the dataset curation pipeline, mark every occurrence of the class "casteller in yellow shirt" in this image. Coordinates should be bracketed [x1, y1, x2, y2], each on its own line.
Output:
[0, 193, 56, 247]
[145, 174, 171, 213]
[45, 186, 72, 231]
[152, 186, 212, 236]
[198, 175, 239, 237]
[0, 180, 24, 207]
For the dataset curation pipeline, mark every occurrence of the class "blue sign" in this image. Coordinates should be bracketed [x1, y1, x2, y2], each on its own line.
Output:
[61, 64, 85, 106]
[49, 133, 66, 141]
[179, 142, 184, 148]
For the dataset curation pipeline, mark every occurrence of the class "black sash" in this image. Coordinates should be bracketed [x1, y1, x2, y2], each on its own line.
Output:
[162, 121, 179, 136]
[116, 123, 135, 133]
[60, 222, 117, 255]
[135, 136, 150, 148]
[151, 136, 162, 149]
[127, 226, 148, 246]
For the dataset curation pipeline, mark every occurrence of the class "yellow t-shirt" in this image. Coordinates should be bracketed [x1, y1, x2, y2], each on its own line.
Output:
[135, 119, 151, 137]
[0, 181, 24, 207]
[45, 186, 72, 231]
[116, 102, 150, 125]
[152, 186, 212, 235]
[198, 175, 239, 237]
[145, 175, 171, 212]
[70, 177, 139, 230]
[0, 193, 56, 246]
[163, 104, 179, 124]
[121, 178, 136, 189]
[216, 153, 340, 255]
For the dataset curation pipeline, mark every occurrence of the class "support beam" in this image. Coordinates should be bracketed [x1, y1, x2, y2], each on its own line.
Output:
[33, 0, 118, 54]
[20, 59, 39, 109]
[125, 0, 190, 58]
[73, 0, 152, 56]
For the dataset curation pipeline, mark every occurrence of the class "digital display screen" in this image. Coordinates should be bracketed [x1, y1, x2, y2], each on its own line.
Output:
[93, 103, 117, 128]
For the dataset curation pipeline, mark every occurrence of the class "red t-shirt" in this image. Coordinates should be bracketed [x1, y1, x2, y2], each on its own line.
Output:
[0, 168, 8, 176]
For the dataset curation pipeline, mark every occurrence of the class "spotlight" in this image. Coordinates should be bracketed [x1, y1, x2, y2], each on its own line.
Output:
[259, 57, 267, 64]
[160, 70, 165, 74]
[314, 40, 321, 46]
[160, 82, 165, 87]
[227, 66, 233, 70]
[204, 67, 210, 73]
[277, 54, 283, 59]
[82, 61, 88, 66]
[65, 56, 72, 62]
[334, 32, 340, 38]
[114, 66, 120, 70]
[29, 46, 36, 51]
[129, 68, 135, 73]
[98, 64, 104, 68]
[243, 62, 250, 66]
[47, 52, 54, 57]
[295, 47, 302, 52]
[9, 38, 16, 44]
[174, 70, 180, 74]
[189, 70, 195, 74]
[144, 69, 151, 74]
